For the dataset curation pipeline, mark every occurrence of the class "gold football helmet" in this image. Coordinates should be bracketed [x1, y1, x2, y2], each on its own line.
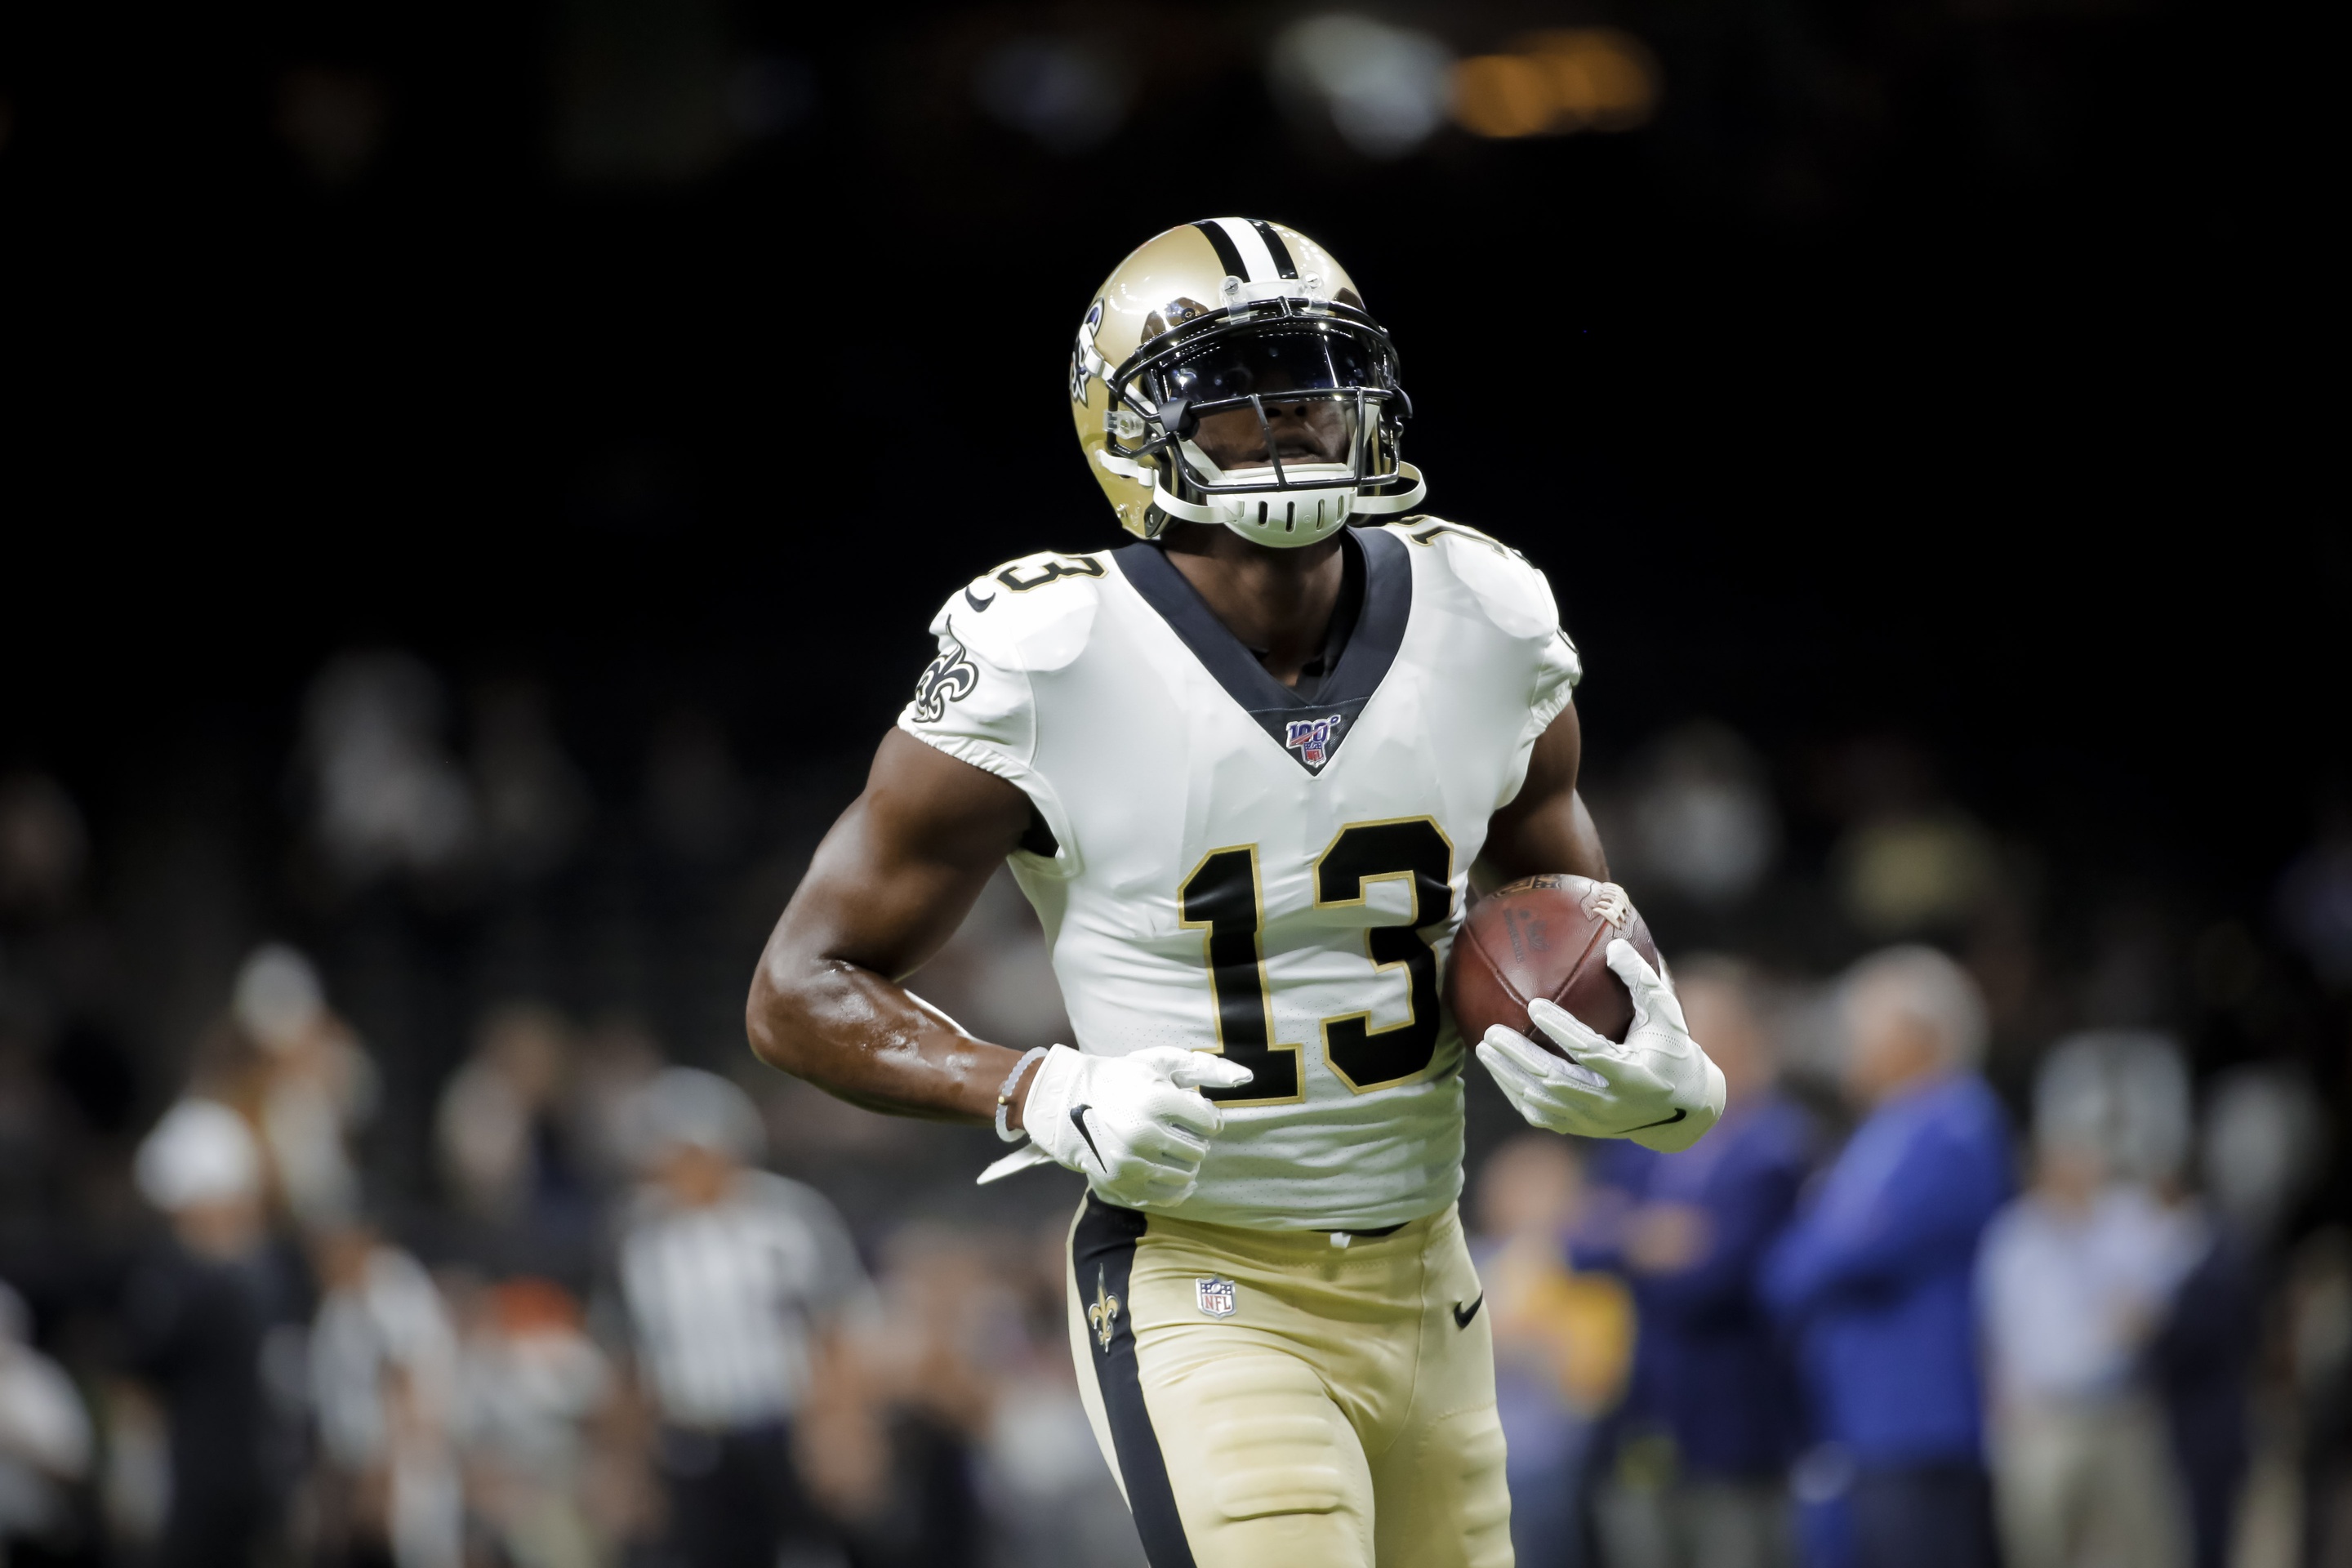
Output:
[1070, 218, 1425, 546]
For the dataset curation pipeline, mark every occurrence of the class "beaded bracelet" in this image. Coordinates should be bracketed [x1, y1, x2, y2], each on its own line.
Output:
[995, 1047, 1051, 1143]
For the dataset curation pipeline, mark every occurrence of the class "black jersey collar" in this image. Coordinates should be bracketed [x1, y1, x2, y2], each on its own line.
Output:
[1115, 524, 1412, 776]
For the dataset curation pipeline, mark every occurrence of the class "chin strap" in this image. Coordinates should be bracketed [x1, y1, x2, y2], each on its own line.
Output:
[1350, 462, 1428, 514]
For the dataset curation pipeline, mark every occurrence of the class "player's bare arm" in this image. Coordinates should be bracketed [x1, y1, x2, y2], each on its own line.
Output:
[746, 729, 1036, 1125]
[1483, 702, 1610, 885]
[1472, 703, 1729, 1153]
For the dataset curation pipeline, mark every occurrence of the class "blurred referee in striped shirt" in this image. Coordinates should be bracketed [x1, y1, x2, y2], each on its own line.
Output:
[619, 1068, 867, 1568]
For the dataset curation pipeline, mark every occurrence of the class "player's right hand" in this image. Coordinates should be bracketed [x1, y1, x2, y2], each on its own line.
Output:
[1475, 940, 1726, 1154]
[1020, 1045, 1253, 1207]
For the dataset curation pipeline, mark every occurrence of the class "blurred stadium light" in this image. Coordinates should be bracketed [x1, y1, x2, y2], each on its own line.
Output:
[973, 33, 1136, 154]
[1454, 29, 1659, 139]
[1267, 14, 1454, 158]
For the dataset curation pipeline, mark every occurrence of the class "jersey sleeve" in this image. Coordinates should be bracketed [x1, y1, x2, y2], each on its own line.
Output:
[1395, 521, 1584, 747]
[1526, 623, 1584, 747]
[894, 599, 1039, 794]
[893, 553, 1107, 839]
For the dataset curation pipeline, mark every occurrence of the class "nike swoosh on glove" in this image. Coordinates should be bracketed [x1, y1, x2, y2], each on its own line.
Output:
[1018, 1045, 1254, 1207]
[1473, 938, 1726, 1153]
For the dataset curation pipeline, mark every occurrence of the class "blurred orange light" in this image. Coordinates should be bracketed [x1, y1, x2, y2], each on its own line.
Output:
[1452, 55, 1557, 139]
[1451, 29, 1659, 139]
[1521, 29, 1659, 131]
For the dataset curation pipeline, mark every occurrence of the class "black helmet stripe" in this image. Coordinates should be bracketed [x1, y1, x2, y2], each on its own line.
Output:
[1192, 219, 1251, 281]
[1198, 217, 1299, 285]
[1248, 220, 1300, 279]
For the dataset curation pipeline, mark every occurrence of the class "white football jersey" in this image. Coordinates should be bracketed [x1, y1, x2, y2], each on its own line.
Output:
[898, 519, 1581, 1230]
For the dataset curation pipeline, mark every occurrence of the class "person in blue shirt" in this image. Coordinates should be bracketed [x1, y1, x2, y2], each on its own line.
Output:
[1762, 946, 2013, 1568]
[1575, 956, 1814, 1568]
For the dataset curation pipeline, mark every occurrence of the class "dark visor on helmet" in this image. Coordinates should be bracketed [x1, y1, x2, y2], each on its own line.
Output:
[1143, 323, 1396, 416]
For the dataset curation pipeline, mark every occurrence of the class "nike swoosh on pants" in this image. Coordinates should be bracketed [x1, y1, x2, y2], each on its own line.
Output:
[1452, 1294, 1485, 1330]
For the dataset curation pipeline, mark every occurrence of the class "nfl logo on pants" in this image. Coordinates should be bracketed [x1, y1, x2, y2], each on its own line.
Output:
[1195, 1276, 1237, 1319]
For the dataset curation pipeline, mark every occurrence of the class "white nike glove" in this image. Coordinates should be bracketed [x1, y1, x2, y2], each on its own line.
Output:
[1474, 939, 1726, 1153]
[1014, 1045, 1254, 1207]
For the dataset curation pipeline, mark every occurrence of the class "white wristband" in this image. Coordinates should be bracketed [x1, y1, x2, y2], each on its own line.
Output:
[995, 1047, 1050, 1143]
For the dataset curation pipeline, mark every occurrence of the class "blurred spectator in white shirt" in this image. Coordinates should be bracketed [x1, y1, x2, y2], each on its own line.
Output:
[229, 943, 378, 1232]
[0, 1278, 92, 1561]
[310, 1223, 462, 1568]
[453, 1276, 612, 1568]
[1977, 1031, 2205, 1568]
[617, 1067, 866, 1568]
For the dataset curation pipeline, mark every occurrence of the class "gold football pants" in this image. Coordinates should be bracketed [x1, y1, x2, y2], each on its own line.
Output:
[1067, 1195, 1514, 1568]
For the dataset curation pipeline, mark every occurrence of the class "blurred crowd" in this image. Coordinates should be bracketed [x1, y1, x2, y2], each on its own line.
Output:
[2, 654, 2350, 1568]
[2, 930, 1135, 1568]
[1476, 951, 2346, 1568]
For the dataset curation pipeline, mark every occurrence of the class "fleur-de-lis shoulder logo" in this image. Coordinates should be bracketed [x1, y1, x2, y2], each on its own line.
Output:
[911, 619, 978, 723]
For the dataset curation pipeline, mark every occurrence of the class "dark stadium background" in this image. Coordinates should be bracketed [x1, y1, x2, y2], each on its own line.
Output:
[2, 0, 2341, 1226]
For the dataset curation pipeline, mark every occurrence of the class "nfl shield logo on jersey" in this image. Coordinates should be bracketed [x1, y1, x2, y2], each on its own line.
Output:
[1284, 714, 1344, 768]
[1195, 1276, 1238, 1319]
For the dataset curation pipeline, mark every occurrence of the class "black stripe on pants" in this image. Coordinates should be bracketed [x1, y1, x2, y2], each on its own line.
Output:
[1073, 1196, 1197, 1568]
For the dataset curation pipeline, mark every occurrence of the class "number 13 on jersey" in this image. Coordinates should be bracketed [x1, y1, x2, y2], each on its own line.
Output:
[1178, 817, 1455, 1106]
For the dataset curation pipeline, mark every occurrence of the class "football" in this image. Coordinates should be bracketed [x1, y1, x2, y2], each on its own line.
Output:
[1446, 875, 1664, 1053]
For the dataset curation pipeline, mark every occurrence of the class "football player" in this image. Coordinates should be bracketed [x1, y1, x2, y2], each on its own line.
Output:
[747, 219, 1726, 1568]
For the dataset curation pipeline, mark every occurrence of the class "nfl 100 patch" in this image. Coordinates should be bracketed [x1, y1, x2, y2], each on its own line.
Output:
[1195, 1276, 1238, 1319]
[1283, 714, 1344, 768]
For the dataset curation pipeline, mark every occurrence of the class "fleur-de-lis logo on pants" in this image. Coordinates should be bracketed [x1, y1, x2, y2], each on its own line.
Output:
[1088, 1266, 1121, 1352]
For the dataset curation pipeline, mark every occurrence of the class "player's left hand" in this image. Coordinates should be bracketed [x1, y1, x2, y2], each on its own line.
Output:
[1474, 939, 1726, 1153]
[1015, 1045, 1255, 1207]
